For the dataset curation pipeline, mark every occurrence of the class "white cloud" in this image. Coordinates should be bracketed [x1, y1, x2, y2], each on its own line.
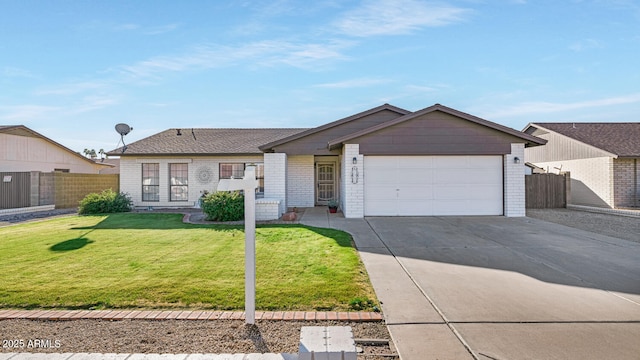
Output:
[114, 23, 140, 31]
[486, 93, 640, 119]
[334, 0, 470, 37]
[35, 81, 109, 96]
[118, 40, 352, 79]
[0, 105, 60, 121]
[314, 77, 392, 88]
[569, 38, 603, 52]
[2, 66, 36, 79]
[144, 23, 180, 35]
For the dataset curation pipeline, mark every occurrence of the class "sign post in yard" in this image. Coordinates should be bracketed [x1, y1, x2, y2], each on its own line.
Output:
[216, 165, 258, 324]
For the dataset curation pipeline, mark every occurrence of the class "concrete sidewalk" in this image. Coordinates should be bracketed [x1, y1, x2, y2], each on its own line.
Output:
[300, 208, 471, 359]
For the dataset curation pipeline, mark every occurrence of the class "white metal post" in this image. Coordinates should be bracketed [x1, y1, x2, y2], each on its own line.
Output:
[244, 165, 256, 325]
[216, 165, 258, 325]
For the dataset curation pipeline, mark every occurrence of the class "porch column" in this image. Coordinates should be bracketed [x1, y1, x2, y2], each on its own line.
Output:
[504, 143, 525, 217]
[264, 153, 287, 216]
[342, 144, 364, 218]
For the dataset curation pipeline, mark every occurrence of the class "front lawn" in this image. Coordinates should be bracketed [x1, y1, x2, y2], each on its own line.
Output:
[0, 213, 377, 311]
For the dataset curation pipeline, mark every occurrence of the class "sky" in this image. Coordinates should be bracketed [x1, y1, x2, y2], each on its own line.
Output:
[1, 0, 639, 154]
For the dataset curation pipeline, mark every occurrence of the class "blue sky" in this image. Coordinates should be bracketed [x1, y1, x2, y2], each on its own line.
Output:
[1, 0, 639, 153]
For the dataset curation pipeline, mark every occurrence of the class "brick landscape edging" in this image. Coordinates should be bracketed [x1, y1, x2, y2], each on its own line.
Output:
[0, 310, 383, 322]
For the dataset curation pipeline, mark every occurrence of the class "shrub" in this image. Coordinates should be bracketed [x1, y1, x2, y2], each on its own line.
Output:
[202, 191, 244, 221]
[78, 189, 133, 215]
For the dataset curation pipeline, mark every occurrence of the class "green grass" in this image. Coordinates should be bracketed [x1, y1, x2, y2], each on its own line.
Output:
[0, 213, 377, 311]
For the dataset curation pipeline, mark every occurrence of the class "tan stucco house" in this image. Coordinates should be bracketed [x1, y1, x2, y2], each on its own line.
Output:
[0, 125, 112, 174]
[524, 122, 640, 208]
[110, 103, 545, 220]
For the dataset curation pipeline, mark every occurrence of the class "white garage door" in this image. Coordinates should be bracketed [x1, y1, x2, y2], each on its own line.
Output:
[364, 156, 503, 216]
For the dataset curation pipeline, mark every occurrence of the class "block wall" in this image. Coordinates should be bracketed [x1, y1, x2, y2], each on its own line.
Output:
[613, 158, 639, 208]
[342, 144, 364, 218]
[530, 157, 614, 208]
[504, 143, 525, 217]
[264, 153, 287, 216]
[120, 156, 263, 208]
[53, 173, 120, 208]
[286, 155, 315, 207]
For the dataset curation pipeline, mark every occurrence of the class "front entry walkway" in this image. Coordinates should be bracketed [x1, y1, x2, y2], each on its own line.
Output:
[300, 207, 473, 359]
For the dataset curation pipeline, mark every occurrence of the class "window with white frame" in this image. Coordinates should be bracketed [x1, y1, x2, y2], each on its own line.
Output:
[142, 163, 160, 201]
[170, 163, 188, 201]
[219, 163, 264, 195]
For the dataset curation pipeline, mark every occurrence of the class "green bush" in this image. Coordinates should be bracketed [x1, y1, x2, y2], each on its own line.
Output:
[202, 191, 244, 221]
[78, 189, 133, 215]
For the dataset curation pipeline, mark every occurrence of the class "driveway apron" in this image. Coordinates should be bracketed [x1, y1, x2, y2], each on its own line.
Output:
[309, 212, 640, 360]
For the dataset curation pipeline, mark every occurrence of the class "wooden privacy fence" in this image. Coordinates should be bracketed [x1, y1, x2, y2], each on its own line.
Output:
[525, 173, 570, 209]
[0, 172, 119, 209]
[0, 172, 32, 209]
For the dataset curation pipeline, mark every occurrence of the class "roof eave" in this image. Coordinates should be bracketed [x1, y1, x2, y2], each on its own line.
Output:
[2, 125, 108, 167]
[328, 104, 547, 149]
[258, 103, 411, 151]
[526, 123, 618, 158]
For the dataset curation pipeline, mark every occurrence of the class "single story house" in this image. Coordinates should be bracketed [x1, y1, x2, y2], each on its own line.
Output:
[524, 122, 640, 209]
[0, 125, 113, 174]
[111, 103, 545, 219]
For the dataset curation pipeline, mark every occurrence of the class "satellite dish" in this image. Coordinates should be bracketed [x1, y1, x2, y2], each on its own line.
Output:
[115, 123, 132, 136]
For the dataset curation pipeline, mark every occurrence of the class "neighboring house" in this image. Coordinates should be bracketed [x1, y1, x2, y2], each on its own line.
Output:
[110, 103, 545, 219]
[525, 162, 546, 175]
[97, 158, 120, 174]
[524, 122, 640, 208]
[0, 125, 112, 174]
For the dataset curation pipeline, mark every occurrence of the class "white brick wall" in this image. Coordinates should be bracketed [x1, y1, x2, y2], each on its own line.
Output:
[531, 157, 614, 208]
[264, 153, 287, 216]
[504, 143, 525, 217]
[255, 198, 281, 221]
[119, 155, 263, 208]
[342, 144, 364, 218]
[287, 155, 315, 207]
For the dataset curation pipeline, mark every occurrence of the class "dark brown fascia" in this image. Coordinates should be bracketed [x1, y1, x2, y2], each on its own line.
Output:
[258, 103, 411, 152]
[114, 152, 265, 157]
[327, 104, 548, 150]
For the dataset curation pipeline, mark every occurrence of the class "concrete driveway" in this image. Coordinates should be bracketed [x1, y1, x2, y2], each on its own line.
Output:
[318, 213, 640, 360]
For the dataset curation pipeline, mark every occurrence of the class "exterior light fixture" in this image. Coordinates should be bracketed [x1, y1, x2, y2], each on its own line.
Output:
[352, 157, 357, 164]
[514, 157, 520, 164]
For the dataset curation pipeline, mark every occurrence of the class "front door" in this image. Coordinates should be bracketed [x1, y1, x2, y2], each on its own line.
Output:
[316, 162, 336, 205]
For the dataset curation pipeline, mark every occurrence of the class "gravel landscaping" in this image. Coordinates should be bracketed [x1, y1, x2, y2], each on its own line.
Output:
[0, 319, 394, 358]
[526, 208, 639, 244]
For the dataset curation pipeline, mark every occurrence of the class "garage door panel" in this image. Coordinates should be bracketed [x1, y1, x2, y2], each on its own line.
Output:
[399, 201, 434, 216]
[398, 185, 434, 200]
[364, 155, 503, 216]
[401, 170, 434, 184]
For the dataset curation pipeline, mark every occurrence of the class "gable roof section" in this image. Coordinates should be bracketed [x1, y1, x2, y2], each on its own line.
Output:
[328, 104, 547, 149]
[110, 128, 308, 156]
[524, 122, 640, 157]
[0, 125, 110, 168]
[259, 103, 410, 152]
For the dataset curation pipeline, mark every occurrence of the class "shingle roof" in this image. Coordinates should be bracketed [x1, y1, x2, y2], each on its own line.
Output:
[530, 123, 640, 157]
[328, 104, 547, 149]
[109, 128, 308, 156]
